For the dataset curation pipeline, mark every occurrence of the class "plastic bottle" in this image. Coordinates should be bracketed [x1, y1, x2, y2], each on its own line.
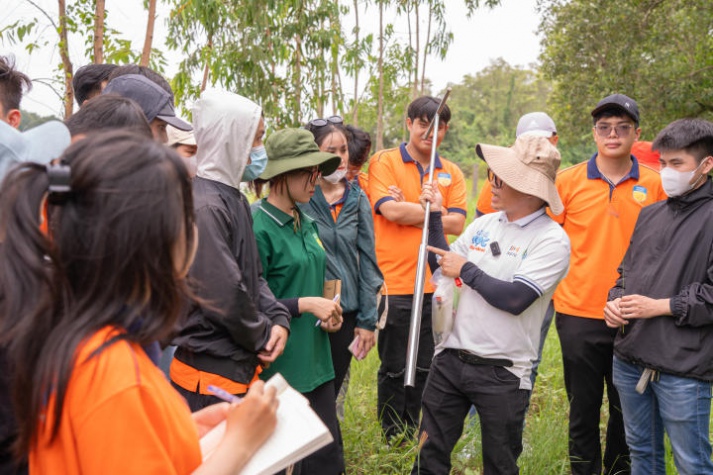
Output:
[431, 269, 461, 346]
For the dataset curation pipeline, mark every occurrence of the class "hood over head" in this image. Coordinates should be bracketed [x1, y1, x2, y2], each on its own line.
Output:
[193, 89, 262, 189]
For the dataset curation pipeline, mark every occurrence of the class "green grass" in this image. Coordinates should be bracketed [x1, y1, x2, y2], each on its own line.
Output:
[342, 327, 570, 474]
[342, 327, 713, 473]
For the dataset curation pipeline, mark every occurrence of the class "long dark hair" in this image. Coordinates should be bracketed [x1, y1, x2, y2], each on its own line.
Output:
[0, 130, 196, 454]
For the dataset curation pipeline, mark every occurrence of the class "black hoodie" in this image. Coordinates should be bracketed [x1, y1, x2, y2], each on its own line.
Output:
[609, 178, 713, 380]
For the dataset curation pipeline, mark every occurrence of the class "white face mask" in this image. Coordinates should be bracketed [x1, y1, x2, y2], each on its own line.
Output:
[660, 159, 709, 197]
[321, 168, 347, 184]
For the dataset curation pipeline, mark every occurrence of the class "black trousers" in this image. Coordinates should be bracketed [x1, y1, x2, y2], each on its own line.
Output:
[171, 381, 236, 411]
[412, 350, 529, 475]
[278, 380, 345, 475]
[377, 294, 434, 440]
[329, 310, 359, 397]
[556, 313, 630, 475]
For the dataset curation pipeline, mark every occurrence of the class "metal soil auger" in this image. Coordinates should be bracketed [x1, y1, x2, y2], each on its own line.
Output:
[404, 88, 452, 388]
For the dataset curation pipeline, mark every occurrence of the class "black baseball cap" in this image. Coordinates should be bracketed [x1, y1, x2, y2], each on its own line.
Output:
[102, 74, 192, 131]
[591, 94, 639, 124]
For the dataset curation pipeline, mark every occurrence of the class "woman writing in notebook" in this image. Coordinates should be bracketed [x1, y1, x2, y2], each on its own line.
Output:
[0, 131, 277, 474]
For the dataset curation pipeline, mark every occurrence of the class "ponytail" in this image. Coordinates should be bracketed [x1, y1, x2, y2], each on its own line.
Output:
[0, 163, 56, 342]
[0, 130, 197, 456]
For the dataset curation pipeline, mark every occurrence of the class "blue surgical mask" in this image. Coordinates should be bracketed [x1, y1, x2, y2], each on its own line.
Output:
[242, 145, 268, 182]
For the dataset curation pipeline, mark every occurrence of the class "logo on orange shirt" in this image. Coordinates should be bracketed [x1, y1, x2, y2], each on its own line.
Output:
[437, 172, 452, 187]
[632, 185, 648, 204]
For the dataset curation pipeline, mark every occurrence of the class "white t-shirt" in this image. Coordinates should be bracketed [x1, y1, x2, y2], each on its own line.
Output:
[440, 208, 570, 389]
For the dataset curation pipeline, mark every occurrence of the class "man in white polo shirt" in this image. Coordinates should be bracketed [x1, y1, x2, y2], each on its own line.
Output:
[412, 135, 571, 475]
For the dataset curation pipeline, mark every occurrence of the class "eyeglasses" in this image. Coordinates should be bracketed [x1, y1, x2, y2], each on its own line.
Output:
[487, 168, 504, 189]
[307, 115, 343, 128]
[296, 167, 320, 185]
[594, 123, 635, 138]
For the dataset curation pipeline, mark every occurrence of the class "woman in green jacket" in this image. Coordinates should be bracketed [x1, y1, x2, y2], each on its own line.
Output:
[302, 118, 383, 396]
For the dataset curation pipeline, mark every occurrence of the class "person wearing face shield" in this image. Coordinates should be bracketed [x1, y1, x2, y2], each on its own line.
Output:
[604, 118, 713, 475]
[169, 89, 290, 410]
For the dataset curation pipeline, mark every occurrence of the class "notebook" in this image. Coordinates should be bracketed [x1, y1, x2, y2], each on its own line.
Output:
[199, 373, 333, 475]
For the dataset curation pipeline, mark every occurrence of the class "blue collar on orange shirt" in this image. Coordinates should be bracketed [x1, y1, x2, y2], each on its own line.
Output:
[399, 142, 443, 177]
[587, 152, 641, 183]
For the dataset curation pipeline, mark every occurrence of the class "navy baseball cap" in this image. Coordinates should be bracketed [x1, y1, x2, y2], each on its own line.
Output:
[102, 74, 192, 131]
[591, 94, 640, 124]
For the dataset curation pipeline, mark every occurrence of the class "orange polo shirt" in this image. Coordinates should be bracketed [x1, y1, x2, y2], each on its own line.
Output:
[475, 180, 496, 216]
[368, 143, 467, 295]
[31, 326, 202, 474]
[356, 172, 369, 197]
[550, 155, 666, 319]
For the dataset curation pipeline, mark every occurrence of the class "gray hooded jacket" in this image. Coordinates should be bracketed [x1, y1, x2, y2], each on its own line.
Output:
[173, 89, 290, 385]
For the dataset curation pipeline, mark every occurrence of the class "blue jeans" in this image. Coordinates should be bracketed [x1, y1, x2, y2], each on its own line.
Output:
[613, 357, 713, 475]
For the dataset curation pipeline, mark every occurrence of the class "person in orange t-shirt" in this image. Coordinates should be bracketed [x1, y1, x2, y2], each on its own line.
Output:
[552, 94, 667, 475]
[0, 131, 278, 474]
[631, 140, 661, 170]
[368, 96, 467, 440]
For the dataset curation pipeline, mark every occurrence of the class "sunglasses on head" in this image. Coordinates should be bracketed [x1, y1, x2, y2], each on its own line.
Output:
[307, 115, 344, 128]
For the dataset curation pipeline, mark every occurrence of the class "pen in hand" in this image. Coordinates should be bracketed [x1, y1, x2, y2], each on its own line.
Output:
[315, 293, 341, 327]
[207, 384, 243, 404]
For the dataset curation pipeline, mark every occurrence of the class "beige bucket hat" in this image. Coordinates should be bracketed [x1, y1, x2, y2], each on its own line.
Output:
[476, 135, 564, 215]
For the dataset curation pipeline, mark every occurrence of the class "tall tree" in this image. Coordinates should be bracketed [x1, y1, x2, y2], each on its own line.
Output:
[437, 58, 551, 166]
[93, 0, 105, 63]
[140, 0, 157, 67]
[167, 0, 344, 127]
[539, 0, 713, 160]
[350, 0, 361, 124]
[2, 0, 167, 117]
[57, 0, 73, 117]
[376, 0, 385, 149]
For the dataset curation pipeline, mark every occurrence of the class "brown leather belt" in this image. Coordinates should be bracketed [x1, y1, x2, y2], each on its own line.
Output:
[447, 348, 513, 367]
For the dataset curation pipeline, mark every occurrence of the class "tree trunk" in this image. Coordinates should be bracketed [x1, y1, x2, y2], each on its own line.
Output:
[331, 67, 338, 117]
[471, 163, 479, 198]
[200, 36, 212, 92]
[413, 1, 420, 98]
[140, 0, 157, 67]
[376, 1, 385, 150]
[421, 2, 432, 94]
[406, 2, 413, 97]
[58, 0, 73, 118]
[351, 0, 360, 125]
[294, 33, 302, 124]
[93, 0, 105, 63]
